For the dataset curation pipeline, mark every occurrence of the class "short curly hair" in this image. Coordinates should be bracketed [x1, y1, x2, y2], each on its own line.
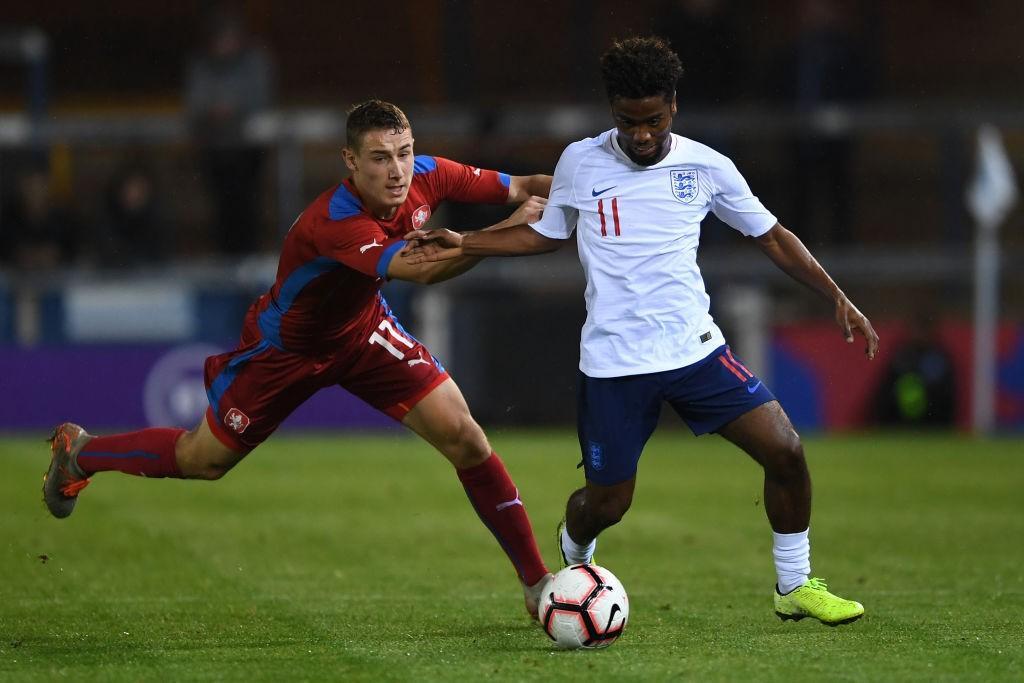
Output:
[600, 36, 683, 103]
[346, 99, 411, 150]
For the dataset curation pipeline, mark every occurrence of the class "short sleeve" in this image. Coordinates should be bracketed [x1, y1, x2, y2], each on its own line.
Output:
[316, 215, 405, 279]
[529, 145, 579, 239]
[420, 156, 510, 204]
[709, 156, 777, 237]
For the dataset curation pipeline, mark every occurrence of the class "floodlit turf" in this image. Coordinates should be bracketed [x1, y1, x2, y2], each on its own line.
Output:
[1, 430, 1022, 681]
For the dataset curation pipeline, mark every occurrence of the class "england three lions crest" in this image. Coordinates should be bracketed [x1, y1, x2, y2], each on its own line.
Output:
[671, 169, 699, 204]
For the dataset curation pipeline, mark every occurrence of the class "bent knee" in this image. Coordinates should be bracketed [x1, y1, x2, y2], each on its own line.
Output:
[766, 436, 807, 477]
[176, 429, 243, 480]
[590, 494, 632, 528]
[178, 453, 236, 480]
[191, 463, 233, 481]
[432, 417, 491, 468]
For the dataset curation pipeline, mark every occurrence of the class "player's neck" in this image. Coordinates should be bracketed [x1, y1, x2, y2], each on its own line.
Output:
[367, 203, 399, 221]
[613, 132, 673, 166]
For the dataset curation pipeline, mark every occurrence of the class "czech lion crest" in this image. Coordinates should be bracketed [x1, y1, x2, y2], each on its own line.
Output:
[411, 204, 431, 229]
[225, 408, 251, 433]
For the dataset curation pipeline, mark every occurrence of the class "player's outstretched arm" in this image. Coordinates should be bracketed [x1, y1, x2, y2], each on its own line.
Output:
[389, 198, 563, 283]
[402, 195, 562, 262]
[755, 223, 880, 359]
[405, 224, 564, 264]
[485, 196, 548, 232]
[507, 175, 553, 202]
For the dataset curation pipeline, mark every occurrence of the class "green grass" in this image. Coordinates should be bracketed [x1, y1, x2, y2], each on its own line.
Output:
[1, 430, 1022, 681]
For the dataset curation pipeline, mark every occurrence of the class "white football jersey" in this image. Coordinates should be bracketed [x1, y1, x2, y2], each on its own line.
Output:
[531, 129, 777, 378]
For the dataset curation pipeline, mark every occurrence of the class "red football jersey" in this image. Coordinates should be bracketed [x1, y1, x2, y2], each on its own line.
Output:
[254, 155, 509, 354]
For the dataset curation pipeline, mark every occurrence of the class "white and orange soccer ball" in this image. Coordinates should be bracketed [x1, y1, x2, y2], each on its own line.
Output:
[538, 564, 629, 649]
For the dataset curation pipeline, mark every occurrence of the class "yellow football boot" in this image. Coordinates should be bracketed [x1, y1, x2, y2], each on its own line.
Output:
[774, 577, 864, 626]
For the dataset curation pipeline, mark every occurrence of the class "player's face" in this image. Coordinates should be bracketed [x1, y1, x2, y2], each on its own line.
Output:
[610, 95, 677, 166]
[344, 127, 416, 219]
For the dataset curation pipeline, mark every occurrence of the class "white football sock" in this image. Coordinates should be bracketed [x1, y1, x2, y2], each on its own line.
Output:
[773, 528, 811, 594]
[561, 525, 597, 564]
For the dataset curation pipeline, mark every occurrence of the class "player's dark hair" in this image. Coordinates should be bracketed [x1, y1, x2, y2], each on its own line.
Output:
[600, 36, 683, 103]
[345, 99, 411, 150]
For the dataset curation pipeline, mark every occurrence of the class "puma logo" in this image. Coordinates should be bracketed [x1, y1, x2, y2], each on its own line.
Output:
[359, 239, 383, 254]
[496, 488, 523, 512]
[407, 353, 429, 367]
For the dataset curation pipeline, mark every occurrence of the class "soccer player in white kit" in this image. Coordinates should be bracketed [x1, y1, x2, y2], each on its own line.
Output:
[406, 36, 879, 625]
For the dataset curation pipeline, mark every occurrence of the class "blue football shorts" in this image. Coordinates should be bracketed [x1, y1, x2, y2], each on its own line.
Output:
[576, 344, 776, 486]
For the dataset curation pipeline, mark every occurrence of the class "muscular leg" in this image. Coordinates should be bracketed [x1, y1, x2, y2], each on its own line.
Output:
[562, 374, 808, 563]
[564, 477, 636, 544]
[563, 370, 660, 555]
[402, 378, 549, 590]
[718, 401, 864, 620]
[72, 413, 246, 481]
[402, 378, 492, 468]
[717, 400, 810, 533]
[718, 399, 815, 595]
[45, 408, 250, 519]
[174, 416, 247, 480]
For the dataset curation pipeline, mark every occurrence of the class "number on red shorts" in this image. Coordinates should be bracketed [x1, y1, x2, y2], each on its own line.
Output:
[368, 319, 415, 359]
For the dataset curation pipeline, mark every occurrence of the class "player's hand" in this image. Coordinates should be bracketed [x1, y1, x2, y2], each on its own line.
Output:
[506, 195, 546, 227]
[835, 295, 879, 359]
[402, 229, 464, 263]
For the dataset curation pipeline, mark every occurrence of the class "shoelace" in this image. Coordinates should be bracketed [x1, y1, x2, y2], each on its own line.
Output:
[804, 577, 828, 592]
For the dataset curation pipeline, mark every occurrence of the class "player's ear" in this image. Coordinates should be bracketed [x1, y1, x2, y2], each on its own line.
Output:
[342, 146, 357, 172]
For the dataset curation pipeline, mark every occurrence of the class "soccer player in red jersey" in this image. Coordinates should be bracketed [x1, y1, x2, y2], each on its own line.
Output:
[43, 99, 555, 616]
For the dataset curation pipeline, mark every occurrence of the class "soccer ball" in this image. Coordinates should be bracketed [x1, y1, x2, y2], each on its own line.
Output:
[538, 564, 629, 649]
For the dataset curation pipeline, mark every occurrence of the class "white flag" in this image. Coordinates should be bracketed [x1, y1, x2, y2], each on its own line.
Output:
[966, 125, 1019, 233]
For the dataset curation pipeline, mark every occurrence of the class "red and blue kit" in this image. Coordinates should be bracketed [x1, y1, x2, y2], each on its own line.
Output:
[204, 156, 511, 451]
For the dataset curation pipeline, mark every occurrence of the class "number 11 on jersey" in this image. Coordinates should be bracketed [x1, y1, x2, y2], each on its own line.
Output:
[597, 197, 621, 237]
[368, 319, 414, 359]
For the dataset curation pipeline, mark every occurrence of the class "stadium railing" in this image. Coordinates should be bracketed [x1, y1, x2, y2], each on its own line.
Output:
[0, 106, 1021, 431]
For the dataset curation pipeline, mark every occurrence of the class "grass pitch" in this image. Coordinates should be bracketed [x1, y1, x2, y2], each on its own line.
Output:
[1, 430, 1022, 681]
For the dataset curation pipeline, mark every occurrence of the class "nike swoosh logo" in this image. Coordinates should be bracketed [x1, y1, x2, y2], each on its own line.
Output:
[746, 381, 763, 394]
[591, 185, 616, 197]
[604, 603, 623, 632]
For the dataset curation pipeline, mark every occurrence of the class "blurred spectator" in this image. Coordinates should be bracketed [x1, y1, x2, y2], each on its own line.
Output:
[772, 0, 878, 247]
[0, 165, 81, 270]
[656, 1, 748, 247]
[185, 7, 274, 255]
[873, 318, 956, 428]
[93, 162, 169, 267]
[657, 0, 746, 107]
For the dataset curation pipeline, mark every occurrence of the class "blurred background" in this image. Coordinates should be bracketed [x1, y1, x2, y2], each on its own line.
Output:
[0, 0, 1021, 435]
